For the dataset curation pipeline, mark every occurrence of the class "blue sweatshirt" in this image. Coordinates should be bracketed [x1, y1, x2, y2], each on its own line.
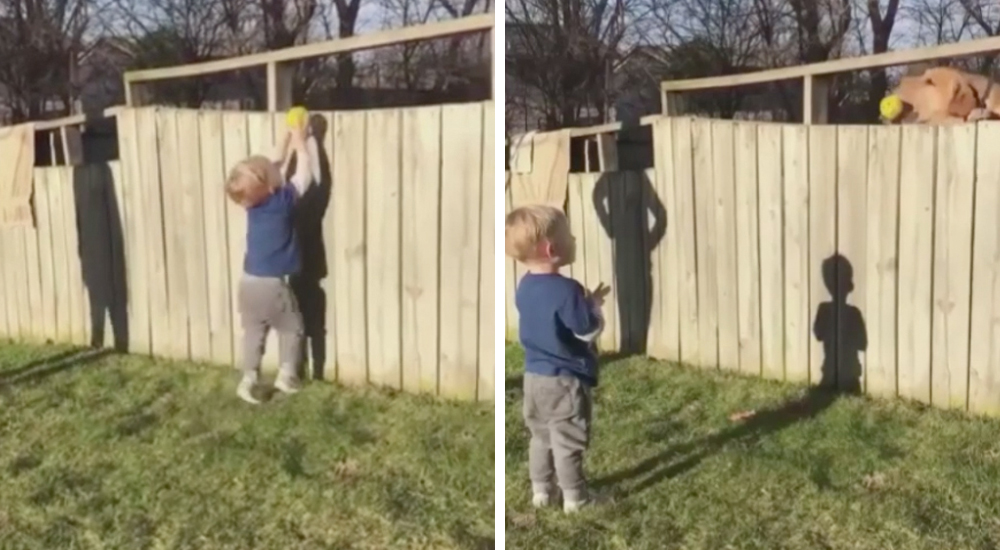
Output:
[515, 272, 604, 386]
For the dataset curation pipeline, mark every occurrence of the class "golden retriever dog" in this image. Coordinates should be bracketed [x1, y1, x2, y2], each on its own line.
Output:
[883, 66, 999, 125]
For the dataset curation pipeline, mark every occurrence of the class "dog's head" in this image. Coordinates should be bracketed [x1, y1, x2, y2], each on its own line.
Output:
[884, 67, 978, 124]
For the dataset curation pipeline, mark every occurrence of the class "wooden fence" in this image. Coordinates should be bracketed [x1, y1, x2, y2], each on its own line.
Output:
[1, 101, 495, 402]
[505, 116, 1000, 415]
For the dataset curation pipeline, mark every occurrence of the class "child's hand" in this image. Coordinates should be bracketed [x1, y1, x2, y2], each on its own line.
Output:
[587, 283, 611, 308]
[289, 124, 308, 147]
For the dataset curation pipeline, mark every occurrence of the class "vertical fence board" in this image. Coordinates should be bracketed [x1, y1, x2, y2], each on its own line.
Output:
[117, 109, 150, 354]
[478, 102, 495, 401]
[575, 173, 606, 352]
[593, 173, 617, 352]
[836, 127, 869, 393]
[438, 103, 483, 400]
[808, 126, 838, 388]
[157, 110, 190, 359]
[178, 110, 211, 362]
[865, 126, 901, 398]
[62, 167, 86, 346]
[931, 124, 976, 410]
[673, 119, 699, 365]
[652, 120, 680, 362]
[2, 228, 24, 339]
[139, 108, 170, 356]
[692, 120, 718, 369]
[897, 126, 936, 404]
[567, 174, 588, 287]
[758, 124, 784, 380]
[609, 172, 631, 351]
[366, 108, 403, 391]
[401, 106, 441, 394]
[222, 112, 249, 368]
[48, 168, 71, 343]
[332, 111, 369, 387]
[783, 125, 810, 383]
[199, 111, 233, 366]
[108, 161, 126, 347]
[712, 121, 739, 372]
[317, 112, 338, 381]
[23, 221, 43, 340]
[733, 122, 761, 376]
[12, 226, 31, 340]
[970, 122, 1000, 415]
[33, 169, 57, 341]
[589, 172, 620, 351]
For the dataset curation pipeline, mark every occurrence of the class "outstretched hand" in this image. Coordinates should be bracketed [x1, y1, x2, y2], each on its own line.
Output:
[587, 282, 611, 308]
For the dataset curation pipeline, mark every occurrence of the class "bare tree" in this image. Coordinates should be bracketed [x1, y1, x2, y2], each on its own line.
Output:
[0, 0, 94, 122]
[505, 0, 633, 129]
[865, 0, 900, 112]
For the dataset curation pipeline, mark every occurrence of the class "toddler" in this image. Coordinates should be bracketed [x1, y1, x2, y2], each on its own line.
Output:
[225, 123, 317, 404]
[505, 204, 607, 512]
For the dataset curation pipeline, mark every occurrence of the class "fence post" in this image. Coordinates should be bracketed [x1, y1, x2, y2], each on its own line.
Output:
[266, 61, 294, 112]
[803, 74, 830, 124]
[662, 90, 687, 116]
[125, 80, 151, 107]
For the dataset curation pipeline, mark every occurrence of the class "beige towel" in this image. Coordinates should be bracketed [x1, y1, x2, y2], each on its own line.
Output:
[0, 123, 35, 226]
[508, 129, 571, 210]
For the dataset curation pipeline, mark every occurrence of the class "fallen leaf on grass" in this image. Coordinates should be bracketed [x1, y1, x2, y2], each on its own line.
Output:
[728, 410, 757, 422]
[508, 512, 536, 529]
[333, 458, 360, 479]
[861, 472, 886, 491]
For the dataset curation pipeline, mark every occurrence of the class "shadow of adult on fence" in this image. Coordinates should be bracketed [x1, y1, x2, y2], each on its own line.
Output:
[592, 254, 868, 498]
[73, 163, 129, 352]
[288, 115, 333, 381]
[592, 171, 667, 355]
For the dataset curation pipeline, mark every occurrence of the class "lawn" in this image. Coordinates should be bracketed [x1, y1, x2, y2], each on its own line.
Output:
[0, 341, 493, 550]
[505, 343, 1000, 549]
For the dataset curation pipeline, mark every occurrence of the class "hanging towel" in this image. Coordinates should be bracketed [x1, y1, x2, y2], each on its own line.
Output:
[0, 123, 35, 226]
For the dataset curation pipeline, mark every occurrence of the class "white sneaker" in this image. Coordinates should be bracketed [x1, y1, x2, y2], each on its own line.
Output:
[531, 493, 550, 508]
[274, 375, 302, 395]
[237, 377, 261, 404]
[563, 491, 608, 513]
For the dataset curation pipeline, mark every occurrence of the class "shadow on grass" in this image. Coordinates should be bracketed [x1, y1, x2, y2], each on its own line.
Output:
[592, 253, 869, 499]
[0, 348, 114, 387]
[593, 386, 850, 497]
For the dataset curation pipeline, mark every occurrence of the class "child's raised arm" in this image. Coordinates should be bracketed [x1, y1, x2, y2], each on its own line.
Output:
[287, 127, 316, 197]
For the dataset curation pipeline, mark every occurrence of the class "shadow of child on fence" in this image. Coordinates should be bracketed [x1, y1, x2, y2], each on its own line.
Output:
[591, 255, 868, 498]
[813, 253, 867, 393]
[73, 163, 129, 352]
[287, 115, 332, 381]
[592, 171, 666, 354]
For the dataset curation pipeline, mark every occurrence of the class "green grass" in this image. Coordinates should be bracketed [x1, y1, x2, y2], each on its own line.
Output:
[0, 342, 493, 550]
[505, 343, 1000, 549]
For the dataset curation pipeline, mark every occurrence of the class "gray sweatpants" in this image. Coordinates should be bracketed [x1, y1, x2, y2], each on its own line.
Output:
[238, 274, 304, 380]
[523, 372, 592, 503]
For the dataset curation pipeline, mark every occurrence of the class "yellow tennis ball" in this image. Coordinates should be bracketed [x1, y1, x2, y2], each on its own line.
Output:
[286, 106, 308, 129]
[880, 95, 903, 120]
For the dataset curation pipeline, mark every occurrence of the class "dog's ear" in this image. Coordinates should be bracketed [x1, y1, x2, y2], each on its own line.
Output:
[930, 69, 979, 119]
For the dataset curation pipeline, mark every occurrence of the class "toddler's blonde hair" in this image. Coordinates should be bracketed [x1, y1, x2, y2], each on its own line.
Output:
[504, 204, 568, 263]
[225, 155, 281, 207]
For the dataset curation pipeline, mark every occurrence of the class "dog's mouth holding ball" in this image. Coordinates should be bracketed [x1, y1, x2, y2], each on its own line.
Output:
[881, 99, 916, 124]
